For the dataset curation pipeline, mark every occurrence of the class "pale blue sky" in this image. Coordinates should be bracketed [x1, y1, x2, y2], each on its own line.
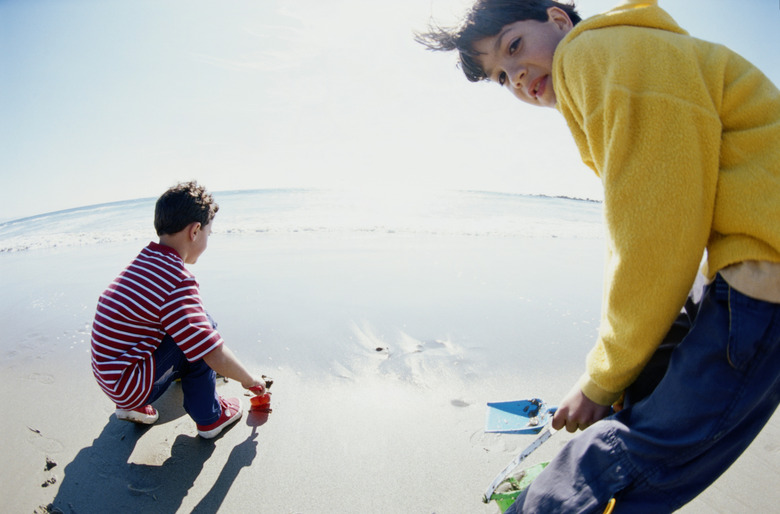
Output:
[1, 0, 778, 221]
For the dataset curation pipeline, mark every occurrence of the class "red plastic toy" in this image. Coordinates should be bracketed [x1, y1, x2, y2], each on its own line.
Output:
[249, 384, 272, 412]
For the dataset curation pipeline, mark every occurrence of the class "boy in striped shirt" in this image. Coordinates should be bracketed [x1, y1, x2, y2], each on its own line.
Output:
[91, 181, 267, 439]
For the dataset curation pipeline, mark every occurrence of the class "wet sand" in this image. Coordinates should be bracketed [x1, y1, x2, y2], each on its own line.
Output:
[1, 233, 777, 513]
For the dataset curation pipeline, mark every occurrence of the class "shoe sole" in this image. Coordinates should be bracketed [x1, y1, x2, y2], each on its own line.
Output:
[115, 410, 159, 425]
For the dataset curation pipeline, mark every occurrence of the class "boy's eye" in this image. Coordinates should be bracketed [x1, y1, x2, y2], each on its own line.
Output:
[498, 71, 507, 86]
[509, 38, 521, 55]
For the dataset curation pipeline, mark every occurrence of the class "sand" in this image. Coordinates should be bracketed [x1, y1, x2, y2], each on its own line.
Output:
[2, 232, 777, 513]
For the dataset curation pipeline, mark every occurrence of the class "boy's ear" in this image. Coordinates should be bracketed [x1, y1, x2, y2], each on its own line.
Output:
[547, 6, 573, 31]
[187, 221, 202, 241]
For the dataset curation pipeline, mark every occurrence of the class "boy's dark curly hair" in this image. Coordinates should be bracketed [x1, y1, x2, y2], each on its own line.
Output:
[415, 0, 581, 82]
[154, 180, 219, 236]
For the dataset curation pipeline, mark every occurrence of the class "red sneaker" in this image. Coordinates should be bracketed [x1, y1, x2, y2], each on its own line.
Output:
[197, 396, 243, 439]
[115, 405, 159, 425]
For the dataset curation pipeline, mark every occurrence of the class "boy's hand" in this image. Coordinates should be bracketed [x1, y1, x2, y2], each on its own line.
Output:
[552, 385, 611, 433]
[245, 375, 273, 395]
[247, 376, 273, 412]
[245, 379, 266, 395]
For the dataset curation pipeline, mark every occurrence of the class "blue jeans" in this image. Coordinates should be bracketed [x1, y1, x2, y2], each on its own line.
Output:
[146, 333, 221, 426]
[507, 275, 780, 513]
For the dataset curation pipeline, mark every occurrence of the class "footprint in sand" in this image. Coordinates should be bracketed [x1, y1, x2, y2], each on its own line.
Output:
[128, 483, 161, 498]
[414, 339, 449, 353]
[26, 428, 65, 454]
[28, 373, 55, 384]
[469, 429, 521, 454]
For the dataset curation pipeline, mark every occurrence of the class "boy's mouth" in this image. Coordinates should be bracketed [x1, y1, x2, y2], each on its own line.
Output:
[529, 76, 546, 99]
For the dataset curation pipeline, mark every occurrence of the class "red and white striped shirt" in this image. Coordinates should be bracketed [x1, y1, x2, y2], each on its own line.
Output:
[91, 242, 223, 409]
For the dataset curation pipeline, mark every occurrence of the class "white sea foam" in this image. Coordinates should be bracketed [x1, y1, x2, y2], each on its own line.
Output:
[0, 189, 604, 253]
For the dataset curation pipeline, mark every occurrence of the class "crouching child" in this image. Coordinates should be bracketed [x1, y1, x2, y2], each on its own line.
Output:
[91, 180, 268, 439]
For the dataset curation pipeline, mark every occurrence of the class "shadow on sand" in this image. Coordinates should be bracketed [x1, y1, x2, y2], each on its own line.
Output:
[43, 386, 269, 513]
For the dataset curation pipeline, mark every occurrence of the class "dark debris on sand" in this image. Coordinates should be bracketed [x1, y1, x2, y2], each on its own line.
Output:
[34, 504, 64, 514]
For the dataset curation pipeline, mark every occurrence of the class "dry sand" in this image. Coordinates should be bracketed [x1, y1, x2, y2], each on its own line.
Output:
[2, 233, 777, 513]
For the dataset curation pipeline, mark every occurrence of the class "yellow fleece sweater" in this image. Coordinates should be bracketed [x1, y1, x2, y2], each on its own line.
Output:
[552, 0, 780, 405]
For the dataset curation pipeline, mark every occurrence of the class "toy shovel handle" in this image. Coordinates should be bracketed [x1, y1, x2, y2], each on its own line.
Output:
[483, 425, 558, 503]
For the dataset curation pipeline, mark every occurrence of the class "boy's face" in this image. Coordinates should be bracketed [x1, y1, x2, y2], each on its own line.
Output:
[473, 7, 573, 108]
[186, 221, 212, 265]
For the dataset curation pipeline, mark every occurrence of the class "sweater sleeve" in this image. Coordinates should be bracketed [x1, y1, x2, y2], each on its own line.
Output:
[555, 28, 723, 405]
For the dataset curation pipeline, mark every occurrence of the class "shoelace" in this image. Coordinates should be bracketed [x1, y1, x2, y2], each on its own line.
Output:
[218, 397, 236, 417]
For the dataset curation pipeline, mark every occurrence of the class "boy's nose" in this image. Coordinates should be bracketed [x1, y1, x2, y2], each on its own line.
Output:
[509, 66, 526, 91]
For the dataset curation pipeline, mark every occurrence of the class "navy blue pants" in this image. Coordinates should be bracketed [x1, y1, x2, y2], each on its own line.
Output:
[146, 333, 221, 426]
[507, 275, 780, 513]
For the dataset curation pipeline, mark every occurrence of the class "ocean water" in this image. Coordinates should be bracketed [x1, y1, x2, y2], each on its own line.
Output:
[0, 189, 604, 253]
[1, 187, 607, 387]
[1, 188, 608, 426]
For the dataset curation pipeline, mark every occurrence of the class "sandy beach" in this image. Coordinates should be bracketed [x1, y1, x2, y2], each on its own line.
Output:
[2, 224, 778, 513]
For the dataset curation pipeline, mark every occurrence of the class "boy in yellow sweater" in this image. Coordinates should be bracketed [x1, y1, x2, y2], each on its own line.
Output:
[418, 1, 780, 512]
